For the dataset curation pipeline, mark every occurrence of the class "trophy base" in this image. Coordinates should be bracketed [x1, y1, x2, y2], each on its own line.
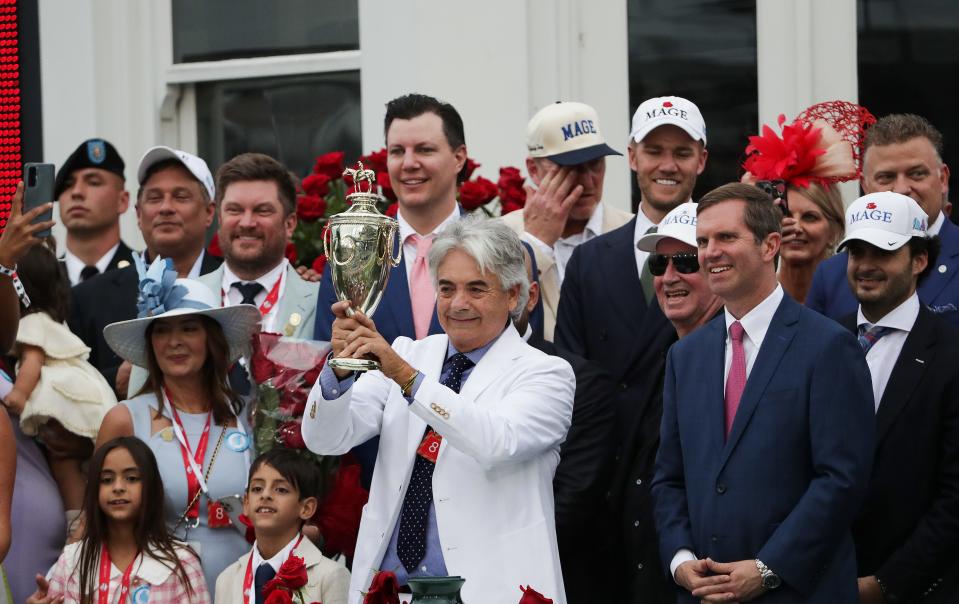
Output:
[328, 357, 380, 372]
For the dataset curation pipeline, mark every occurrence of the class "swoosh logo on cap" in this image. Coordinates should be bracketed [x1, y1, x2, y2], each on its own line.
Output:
[888, 241, 898, 246]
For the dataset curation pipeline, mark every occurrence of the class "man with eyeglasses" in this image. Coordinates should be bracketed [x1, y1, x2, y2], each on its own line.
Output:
[652, 183, 874, 603]
[502, 101, 631, 342]
[606, 202, 721, 603]
[303, 217, 573, 604]
[808, 113, 959, 325]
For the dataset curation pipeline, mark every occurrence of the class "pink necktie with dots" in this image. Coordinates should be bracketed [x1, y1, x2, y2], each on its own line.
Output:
[725, 320, 747, 439]
[409, 234, 435, 340]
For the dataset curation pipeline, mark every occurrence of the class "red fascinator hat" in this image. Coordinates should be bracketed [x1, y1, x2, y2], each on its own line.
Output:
[742, 101, 876, 188]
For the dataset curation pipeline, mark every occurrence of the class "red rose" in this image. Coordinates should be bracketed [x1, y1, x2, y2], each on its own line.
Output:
[518, 585, 553, 604]
[302, 173, 331, 197]
[499, 181, 527, 214]
[498, 166, 525, 191]
[311, 254, 327, 275]
[285, 242, 299, 265]
[363, 570, 399, 604]
[315, 459, 368, 560]
[463, 157, 481, 180]
[376, 171, 397, 202]
[250, 333, 283, 383]
[278, 420, 306, 449]
[207, 232, 222, 257]
[359, 148, 388, 174]
[296, 194, 327, 222]
[276, 554, 309, 590]
[458, 176, 499, 211]
[313, 151, 345, 180]
[385, 203, 398, 218]
[302, 354, 327, 387]
[264, 589, 293, 604]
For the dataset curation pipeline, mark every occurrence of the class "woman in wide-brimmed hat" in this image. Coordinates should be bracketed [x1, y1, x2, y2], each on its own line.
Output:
[96, 256, 261, 593]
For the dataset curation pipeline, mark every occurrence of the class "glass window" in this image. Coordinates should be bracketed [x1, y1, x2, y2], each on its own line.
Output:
[196, 71, 362, 177]
[858, 0, 959, 187]
[627, 0, 757, 208]
[172, 0, 359, 63]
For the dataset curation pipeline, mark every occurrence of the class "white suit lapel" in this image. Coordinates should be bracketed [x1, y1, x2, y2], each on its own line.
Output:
[458, 325, 525, 402]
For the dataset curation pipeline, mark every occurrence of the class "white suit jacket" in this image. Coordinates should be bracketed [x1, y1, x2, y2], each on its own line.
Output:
[213, 537, 350, 604]
[501, 203, 633, 341]
[301, 326, 575, 604]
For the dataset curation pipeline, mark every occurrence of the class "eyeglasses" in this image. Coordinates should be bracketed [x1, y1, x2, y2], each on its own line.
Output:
[648, 253, 700, 276]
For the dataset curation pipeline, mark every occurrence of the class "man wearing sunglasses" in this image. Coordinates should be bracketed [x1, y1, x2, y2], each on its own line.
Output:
[652, 183, 874, 603]
[607, 201, 721, 603]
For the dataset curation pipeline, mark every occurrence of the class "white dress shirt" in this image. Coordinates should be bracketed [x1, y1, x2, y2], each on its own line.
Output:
[62, 242, 120, 285]
[221, 259, 287, 332]
[928, 211, 945, 236]
[248, 534, 301, 604]
[671, 284, 785, 579]
[524, 203, 605, 285]
[857, 292, 919, 410]
[396, 205, 460, 285]
[632, 203, 656, 278]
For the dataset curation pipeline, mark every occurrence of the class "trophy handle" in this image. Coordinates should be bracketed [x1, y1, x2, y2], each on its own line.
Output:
[388, 225, 403, 267]
[324, 228, 357, 268]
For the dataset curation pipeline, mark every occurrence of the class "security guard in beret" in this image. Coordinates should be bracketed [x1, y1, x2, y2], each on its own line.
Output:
[55, 138, 134, 286]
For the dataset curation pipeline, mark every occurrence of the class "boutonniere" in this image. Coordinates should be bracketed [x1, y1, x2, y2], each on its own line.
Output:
[263, 555, 321, 604]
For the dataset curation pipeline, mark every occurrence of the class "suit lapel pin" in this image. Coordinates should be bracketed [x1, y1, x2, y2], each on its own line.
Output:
[117, 260, 130, 269]
[289, 312, 302, 326]
[309, 401, 317, 419]
[915, 358, 926, 364]
[939, 265, 947, 273]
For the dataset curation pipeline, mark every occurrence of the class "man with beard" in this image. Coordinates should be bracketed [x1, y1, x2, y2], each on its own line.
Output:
[837, 192, 959, 603]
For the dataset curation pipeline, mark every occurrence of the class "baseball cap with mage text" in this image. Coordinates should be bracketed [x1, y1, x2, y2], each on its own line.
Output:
[838, 191, 928, 252]
[630, 96, 707, 146]
[526, 101, 622, 166]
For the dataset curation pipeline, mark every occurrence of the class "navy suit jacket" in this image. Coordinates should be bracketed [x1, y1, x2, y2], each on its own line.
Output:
[555, 217, 648, 382]
[651, 294, 875, 602]
[808, 218, 959, 325]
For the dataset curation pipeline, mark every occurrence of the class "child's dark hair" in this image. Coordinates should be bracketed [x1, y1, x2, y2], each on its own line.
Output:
[248, 448, 328, 502]
[76, 437, 195, 604]
[17, 237, 70, 322]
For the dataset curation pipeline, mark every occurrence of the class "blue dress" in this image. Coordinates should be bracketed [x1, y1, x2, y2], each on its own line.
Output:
[123, 393, 252, 594]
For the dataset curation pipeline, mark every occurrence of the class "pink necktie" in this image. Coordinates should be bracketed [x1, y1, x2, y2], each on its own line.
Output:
[409, 234, 435, 340]
[724, 321, 747, 439]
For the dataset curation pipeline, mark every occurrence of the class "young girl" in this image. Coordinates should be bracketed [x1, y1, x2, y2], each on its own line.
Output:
[1, 241, 117, 522]
[27, 437, 210, 604]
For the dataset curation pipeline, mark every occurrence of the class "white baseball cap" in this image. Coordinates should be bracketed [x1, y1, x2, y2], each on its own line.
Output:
[637, 202, 699, 252]
[630, 96, 707, 146]
[838, 191, 928, 252]
[137, 146, 216, 200]
[526, 101, 622, 166]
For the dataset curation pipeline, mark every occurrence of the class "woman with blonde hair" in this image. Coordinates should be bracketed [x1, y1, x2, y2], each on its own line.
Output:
[779, 182, 846, 303]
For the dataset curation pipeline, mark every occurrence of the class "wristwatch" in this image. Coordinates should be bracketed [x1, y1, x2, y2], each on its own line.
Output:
[755, 559, 781, 590]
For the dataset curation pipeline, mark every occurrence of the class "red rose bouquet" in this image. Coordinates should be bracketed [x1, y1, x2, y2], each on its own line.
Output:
[262, 555, 321, 604]
[518, 585, 553, 603]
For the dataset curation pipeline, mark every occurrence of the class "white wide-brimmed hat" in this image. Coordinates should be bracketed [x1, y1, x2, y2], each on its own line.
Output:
[104, 256, 261, 368]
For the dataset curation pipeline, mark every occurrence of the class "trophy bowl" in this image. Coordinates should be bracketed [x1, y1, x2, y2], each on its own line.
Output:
[324, 163, 402, 372]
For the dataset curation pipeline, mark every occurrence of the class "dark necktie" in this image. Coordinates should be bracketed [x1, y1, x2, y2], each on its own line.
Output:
[397, 352, 474, 572]
[858, 324, 893, 355]
[254, 562, 276, 604]
[639, 226, 657, 304]
[233, 281, 264, 305]
[80, 265, 99, 282]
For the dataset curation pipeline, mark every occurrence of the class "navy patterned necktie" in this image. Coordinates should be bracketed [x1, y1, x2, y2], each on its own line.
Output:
[858, 324, 893, 355]
[233, 281, 264, 305]
[396, 352, 474, 572]
[254, 563, 276, 604]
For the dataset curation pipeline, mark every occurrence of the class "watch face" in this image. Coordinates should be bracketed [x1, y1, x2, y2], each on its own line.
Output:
[763, 574, 782, 589]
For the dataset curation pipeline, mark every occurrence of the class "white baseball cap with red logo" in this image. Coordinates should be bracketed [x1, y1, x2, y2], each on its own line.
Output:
[630, 96, 707, 146]
[838, 191, 929, 252]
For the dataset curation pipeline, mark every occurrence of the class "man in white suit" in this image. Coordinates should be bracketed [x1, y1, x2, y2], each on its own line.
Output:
[302, 217, 575, 604]
[201, 152, 318, 338]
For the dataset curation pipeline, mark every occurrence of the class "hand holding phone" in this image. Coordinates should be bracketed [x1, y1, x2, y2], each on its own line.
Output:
[23, 163, 55, 239]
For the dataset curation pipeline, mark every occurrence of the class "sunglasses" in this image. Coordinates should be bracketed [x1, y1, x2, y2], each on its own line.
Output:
[648, 252, 700, 276]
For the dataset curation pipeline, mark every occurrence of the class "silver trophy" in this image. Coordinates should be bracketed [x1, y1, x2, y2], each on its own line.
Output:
[324, 162, 402, 371]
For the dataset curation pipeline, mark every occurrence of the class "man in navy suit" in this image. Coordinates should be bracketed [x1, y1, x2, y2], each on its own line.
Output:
[808, 113, 959, 325]
[555, 96, 708, 380]
[652, 183, 874, 603]
[314, 93, 467, 345]
[836, 192, 959, 603]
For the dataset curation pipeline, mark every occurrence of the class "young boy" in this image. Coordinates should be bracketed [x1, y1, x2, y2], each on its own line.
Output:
[215, 449, 350, 604]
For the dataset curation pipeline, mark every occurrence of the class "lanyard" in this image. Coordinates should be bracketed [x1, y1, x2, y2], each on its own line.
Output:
[222, 273, 283, 317]
[164, 387, 212, 520]
[242, 534, 304, 604]
[98, 546, 137, 604]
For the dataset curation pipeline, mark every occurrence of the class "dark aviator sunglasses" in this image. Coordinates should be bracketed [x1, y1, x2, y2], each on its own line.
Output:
[648, 252, 700, 276]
